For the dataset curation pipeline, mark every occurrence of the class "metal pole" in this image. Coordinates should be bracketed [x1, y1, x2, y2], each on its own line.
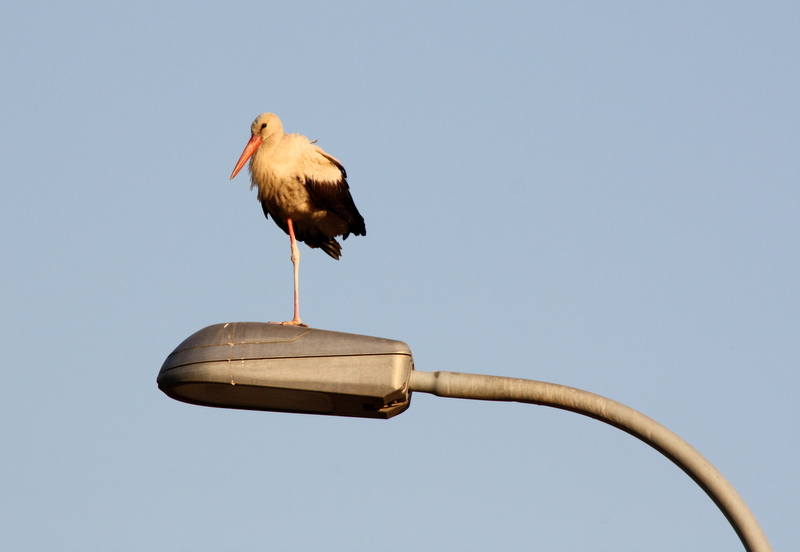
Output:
[409, 370, 771, 552]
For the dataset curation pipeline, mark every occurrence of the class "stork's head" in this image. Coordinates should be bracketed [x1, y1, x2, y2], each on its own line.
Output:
[250, 112, 283, 139]
[230, 113, 283, 180]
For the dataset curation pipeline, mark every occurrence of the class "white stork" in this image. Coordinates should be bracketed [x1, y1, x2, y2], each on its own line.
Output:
[230, 113, 366, 326]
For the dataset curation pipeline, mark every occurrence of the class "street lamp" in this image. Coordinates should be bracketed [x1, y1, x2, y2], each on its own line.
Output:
[158, 322, 771, 552]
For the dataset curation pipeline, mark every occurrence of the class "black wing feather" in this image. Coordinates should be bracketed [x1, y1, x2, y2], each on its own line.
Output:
[305, 153, 366, 237]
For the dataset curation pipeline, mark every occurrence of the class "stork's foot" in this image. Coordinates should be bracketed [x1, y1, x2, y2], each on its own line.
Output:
[270, 319, 308, 327]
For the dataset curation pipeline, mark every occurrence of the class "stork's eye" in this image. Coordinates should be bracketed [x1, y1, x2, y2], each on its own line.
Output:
[261, 123, 267, 130]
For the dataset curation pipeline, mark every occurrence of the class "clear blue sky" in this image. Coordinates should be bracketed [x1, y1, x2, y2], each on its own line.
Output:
[1, 2, 797, 550]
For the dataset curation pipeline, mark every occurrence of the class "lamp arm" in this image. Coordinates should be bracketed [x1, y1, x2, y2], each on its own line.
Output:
[408, 370, 770, 552]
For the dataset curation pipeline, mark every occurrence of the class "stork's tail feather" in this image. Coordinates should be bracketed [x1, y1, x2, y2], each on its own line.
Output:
[318, 238, 342, 260]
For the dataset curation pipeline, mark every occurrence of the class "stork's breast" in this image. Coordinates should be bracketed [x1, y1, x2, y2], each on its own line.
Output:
[257, 174, 315, 218]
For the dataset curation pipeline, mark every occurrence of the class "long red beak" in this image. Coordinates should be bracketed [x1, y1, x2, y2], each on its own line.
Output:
[230, 134, 262, 180]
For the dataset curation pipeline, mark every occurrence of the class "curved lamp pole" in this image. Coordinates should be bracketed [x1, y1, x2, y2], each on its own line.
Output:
[408, 370, 771, 552]
[158, 322, 771, 552]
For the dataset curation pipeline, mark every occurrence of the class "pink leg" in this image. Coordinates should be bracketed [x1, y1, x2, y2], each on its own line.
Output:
[283, 218, 305, 326]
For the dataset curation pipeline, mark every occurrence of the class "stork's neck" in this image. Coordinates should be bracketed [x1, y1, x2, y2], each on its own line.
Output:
[260, 131, 283, 150]
[248, 137, 282, 193]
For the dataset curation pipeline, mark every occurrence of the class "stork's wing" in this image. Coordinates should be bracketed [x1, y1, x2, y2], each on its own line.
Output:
[303, 150, 366, 237]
